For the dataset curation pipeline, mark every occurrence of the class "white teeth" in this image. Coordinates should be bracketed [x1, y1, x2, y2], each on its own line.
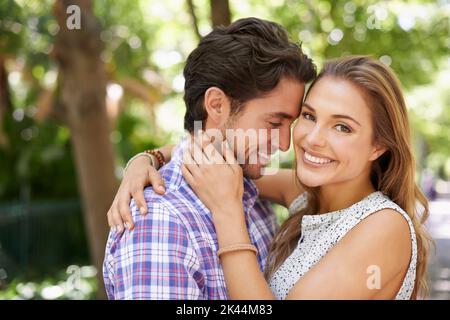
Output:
[304, 151, 332, 164]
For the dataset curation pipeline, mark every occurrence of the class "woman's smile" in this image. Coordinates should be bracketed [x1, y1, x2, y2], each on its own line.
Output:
[301, 148, 336, 168]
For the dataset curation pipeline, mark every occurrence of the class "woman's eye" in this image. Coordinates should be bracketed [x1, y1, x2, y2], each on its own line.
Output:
[301, 112, 315, 121]
[335, 124, 352, 133]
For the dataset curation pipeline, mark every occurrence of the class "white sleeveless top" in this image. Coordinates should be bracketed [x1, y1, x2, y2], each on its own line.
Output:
[268, 191, 417, 300]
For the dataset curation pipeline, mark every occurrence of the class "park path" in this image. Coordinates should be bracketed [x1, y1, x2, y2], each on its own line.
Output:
[427, 198, 450, 299]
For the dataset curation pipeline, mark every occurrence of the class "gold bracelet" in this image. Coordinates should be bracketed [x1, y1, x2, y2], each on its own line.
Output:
[217, 244, 258, 259]
[124, 152, 155, 174]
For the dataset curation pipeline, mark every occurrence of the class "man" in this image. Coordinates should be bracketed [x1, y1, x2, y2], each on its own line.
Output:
[103, 17, 316, 299]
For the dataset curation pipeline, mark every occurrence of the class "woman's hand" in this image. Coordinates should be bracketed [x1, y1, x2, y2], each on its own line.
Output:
[181, 135, 245, 226]
[107, 155, 166, 233]
[181, 135, 275, 300]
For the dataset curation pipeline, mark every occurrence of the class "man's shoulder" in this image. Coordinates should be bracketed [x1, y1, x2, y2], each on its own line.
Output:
[133, 158, 190, 209]
[130, 183, 208, 234]
[140, 182, 197, 211]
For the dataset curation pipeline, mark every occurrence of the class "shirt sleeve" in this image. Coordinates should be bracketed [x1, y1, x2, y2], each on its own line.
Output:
[114, 201, 204, 300]
[103, 231, 117, 300]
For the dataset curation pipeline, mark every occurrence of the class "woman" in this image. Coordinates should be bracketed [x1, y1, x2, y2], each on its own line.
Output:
[108, 56, 432, 299]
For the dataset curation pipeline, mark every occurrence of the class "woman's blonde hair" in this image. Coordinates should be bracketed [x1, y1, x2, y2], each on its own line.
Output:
[264, 55, 433, 299]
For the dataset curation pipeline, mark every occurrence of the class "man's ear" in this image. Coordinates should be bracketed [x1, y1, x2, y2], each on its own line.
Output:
[369, 143, 387, 162]
[204, 87, 231, 127]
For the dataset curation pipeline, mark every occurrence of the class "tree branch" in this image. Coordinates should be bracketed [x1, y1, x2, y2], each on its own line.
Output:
[186, 0, 202, 41]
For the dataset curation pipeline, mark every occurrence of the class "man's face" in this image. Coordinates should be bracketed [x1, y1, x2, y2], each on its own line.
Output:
[223, 77, 305, 179]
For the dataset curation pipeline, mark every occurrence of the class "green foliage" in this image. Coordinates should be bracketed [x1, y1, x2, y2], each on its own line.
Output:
[234, 0, 450, 88]
[0, 115, 78, 199]
[0, 265, 97, 300]
[408, 67, 450, 178]
[0, 0, 24, 54]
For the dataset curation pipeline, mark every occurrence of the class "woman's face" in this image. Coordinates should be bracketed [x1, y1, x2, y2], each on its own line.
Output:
[293, 76, 384, 188]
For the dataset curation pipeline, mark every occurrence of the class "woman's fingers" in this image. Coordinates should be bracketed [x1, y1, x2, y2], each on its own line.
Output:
[120, 203, 135, 231]
[195, 131, 227, 165]
[190, 138, 212, 166]
[132, 188, 147, 217]
[183, 147, 203, 177]
[182, 142, 244, 215]
[222, 140, 238, 165]
[106, 152, 170, 234]
[197, 131, 216, 163]
[147, 167, 166, 196]
[107, 206, 115, 228]
[129, 168, 165, 217]
[181, 164, 196, 188]
[111, 203, 125, 233]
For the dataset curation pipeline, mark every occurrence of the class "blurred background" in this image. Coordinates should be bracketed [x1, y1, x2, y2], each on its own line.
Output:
[0, 0, 449, 300]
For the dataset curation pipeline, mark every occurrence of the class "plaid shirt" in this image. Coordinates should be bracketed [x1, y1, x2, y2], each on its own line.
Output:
[103, 139, 278, 299]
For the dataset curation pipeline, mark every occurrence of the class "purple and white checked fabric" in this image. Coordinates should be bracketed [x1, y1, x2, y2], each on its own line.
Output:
[103, 139, 278, 299]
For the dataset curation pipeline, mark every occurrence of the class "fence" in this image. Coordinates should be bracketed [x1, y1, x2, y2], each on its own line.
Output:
[0, 199, 89, 284]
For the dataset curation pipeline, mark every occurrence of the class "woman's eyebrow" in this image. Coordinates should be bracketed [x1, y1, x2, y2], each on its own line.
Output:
[332, 114, 361, 126]
[302, 103, 315, 112]
[302, 103, 361, 126]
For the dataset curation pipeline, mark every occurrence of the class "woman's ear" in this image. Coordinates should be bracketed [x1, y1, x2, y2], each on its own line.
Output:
[369, 143, 387, 162]
[204, 87, 231, 127]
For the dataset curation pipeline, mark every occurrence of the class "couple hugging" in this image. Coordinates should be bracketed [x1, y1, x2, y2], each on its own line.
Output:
[103, 17, 431, 300]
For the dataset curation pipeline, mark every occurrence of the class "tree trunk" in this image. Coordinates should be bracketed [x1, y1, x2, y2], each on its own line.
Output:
[210, 0, 231, 27]
[53, 0, 117, 299]
[0, 55, 11, 148]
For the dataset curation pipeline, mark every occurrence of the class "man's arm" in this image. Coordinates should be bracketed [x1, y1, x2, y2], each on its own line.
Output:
[115, 200, 204, 299]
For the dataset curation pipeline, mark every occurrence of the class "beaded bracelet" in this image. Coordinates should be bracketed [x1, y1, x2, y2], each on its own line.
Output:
[145, 149, 166, 169]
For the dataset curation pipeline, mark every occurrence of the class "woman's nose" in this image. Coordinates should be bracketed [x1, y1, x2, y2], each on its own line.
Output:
[306, 125, 326, 148]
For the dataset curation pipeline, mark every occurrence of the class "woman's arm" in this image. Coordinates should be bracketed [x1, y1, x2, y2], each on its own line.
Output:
[182, 139, 412, 300]
[106, 145, 174, 232]
[284, 209, 411, 299]
[253, 169, 303, 208]
[209, 207, 411, 300]
[212, 204, 276, 299]
[181, 140, 276, 299]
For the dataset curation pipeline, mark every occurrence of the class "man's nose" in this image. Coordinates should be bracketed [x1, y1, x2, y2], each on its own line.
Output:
[278, 126, 291, 152]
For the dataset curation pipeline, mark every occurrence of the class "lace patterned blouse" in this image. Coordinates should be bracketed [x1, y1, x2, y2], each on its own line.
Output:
[268, 191, 417, 300]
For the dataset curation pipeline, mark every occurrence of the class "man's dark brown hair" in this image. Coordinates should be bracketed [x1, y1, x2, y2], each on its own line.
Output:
[183, 17, 316, 132]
